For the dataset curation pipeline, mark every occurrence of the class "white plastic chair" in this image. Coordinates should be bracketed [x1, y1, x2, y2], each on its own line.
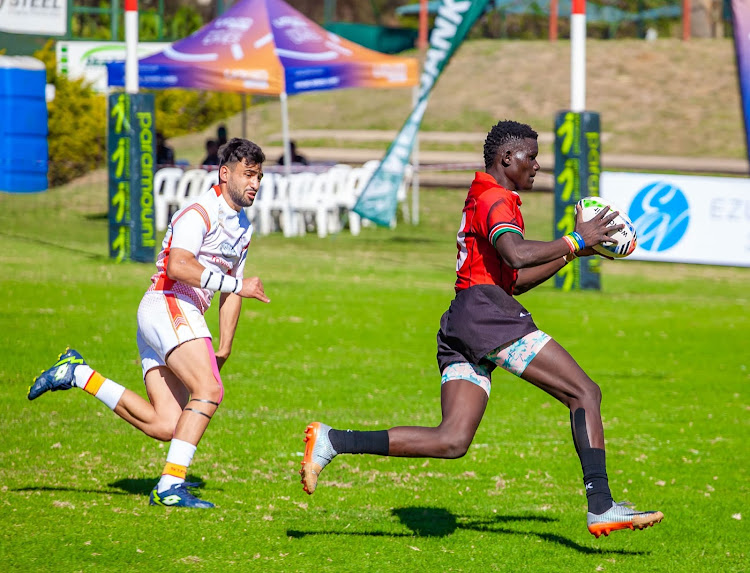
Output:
[287, 171, 322, 237]
[176, 169, 209, 210]
[253, 173, 294, 236]
[200, 169, 220, 195]
[337, 161, 379, 235]
[320, 164, 352, 235]
[252, 172, 275, 235]
[153, 167, 183, 231]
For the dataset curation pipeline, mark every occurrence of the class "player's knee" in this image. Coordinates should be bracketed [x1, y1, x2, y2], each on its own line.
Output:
[195, 380, 223, 406]
[569, 378, 601, 407]
[439, 431, 473, 459]
[584, 380, 602, 405]
[151, 418, 179, 442]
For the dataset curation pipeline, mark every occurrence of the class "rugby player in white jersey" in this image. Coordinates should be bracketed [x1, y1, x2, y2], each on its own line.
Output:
[28, 138, 270, 508]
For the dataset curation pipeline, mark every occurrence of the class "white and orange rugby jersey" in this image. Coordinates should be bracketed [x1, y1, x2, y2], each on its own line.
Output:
[148, 185, 252, 313]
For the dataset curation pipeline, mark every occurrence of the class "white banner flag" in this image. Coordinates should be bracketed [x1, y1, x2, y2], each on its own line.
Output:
[0, 0, 67, 36]
[353, 0, 490, 227]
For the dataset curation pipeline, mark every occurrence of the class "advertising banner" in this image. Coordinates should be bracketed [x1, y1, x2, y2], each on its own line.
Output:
[353, 0, 490, 227]
[601, 172, 750, 267]
[553, 111, 602, 290]
[57, 41, 170, 93]
[107, 93, 156, 263]
[0, 0, 67, 36]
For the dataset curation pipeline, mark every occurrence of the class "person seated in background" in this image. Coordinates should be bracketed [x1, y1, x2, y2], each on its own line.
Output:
[217, 125, 228, 147]
[156, 132, 175, 166]
[202, 139, 220, 166]
[277, 140, 308, 166]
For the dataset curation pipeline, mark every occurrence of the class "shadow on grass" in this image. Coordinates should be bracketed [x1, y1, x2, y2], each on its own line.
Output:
[0, 231, 108, 260]
[388, 236, 438, 244]
[13, 475, 207, 498]
[108, 475, 207, 496]
[109, 478, 159, 496]
[84, 212, 109, 221]
[287, 506, 649, 556]
[13, 485, 130, 496]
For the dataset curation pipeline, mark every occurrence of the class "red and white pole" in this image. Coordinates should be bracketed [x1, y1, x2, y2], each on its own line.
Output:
[570, 0, 586, 111]
[418, 0, 428, 50]
[125, 0, 139, 94]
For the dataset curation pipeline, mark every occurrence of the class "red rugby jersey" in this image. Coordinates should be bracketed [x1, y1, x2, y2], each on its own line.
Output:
[455, 172, 524, 295]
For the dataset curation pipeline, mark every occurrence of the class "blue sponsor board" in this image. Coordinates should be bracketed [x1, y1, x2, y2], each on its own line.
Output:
[553, 111, 601, 291]
[107, 93, 156, 263]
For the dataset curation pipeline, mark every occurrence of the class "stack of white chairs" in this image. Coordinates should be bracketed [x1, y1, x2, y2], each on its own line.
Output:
[175, 168, 208, 209]
[336, 160, 380, 235]
[154, 167, 184, 231]
[286, 171, 324, 237]
[153, 160, 412, 237]
[200, 169, 219, 195]
[320, 164, 353, 235]
[252, 172, 295, 237]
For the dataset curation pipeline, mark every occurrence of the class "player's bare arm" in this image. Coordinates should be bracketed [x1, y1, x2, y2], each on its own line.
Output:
[514, 245, 612, 295]
[166, 247, 209, 286]
[495, 232, 574, 269]
[495, 207, 623, 270]
[514, 257, 570, 294]
[216, 292, 242, 371]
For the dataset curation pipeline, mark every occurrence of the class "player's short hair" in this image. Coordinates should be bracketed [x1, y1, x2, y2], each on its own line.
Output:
[219, 138, 265, 168]
[483, 120, 538, 170]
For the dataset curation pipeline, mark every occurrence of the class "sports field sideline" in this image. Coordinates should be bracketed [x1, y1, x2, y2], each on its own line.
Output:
[0, 178, 747, 571]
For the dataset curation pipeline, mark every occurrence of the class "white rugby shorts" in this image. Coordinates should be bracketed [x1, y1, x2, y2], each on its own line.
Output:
[136, 291, 212, 378]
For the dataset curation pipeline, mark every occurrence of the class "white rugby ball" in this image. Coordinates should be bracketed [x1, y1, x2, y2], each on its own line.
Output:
[576, 196, 637, 259]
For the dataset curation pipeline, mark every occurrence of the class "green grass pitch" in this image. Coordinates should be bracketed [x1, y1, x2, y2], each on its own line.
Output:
[0, 183, 747, 572]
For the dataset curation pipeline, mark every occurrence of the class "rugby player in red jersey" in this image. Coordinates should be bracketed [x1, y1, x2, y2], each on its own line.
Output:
[300, 120, 663, 537]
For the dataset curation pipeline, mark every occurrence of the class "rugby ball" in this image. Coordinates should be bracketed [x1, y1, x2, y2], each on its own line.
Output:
[576, 196, 637, 259]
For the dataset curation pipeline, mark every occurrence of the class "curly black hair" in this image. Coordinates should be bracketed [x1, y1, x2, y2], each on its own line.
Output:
[483, 120, 538, 170]
[219, 138, 265, 168]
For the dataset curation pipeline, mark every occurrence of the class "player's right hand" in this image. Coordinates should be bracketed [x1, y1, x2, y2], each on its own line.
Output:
[574, 204, 624, 248]
[238, 276, 270, 303]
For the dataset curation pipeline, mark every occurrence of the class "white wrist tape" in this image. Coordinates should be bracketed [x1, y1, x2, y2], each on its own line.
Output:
[200, 268, 242, 294]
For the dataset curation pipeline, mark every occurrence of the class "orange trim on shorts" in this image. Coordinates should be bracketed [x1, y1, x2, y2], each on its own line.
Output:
[165, 293, 189, 332]
[83, 371, 105, 395]
[162, 462, 187, 479]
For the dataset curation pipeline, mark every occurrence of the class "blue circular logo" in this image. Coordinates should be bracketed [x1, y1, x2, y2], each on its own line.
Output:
[628, 182, 690, 252]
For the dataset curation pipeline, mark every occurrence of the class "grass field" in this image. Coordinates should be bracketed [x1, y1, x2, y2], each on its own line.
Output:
[0, 179, 748, 572]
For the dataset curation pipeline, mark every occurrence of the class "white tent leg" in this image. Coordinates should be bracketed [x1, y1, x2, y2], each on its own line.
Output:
[280, 91, 292, 177]
[410, 85, 419, 225]
[241, 94, 247, 139]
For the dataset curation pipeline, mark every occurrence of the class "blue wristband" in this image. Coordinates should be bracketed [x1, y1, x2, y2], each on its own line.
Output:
[570, 231, 585, 250]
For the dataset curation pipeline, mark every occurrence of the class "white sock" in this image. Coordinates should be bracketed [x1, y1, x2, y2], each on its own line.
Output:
[73, 365, 93, 388]
[157, 439, 197, 493]
[75, 366, 126, 410]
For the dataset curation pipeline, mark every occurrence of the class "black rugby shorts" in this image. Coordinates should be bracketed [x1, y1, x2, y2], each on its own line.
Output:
[436, 284, 538, 374]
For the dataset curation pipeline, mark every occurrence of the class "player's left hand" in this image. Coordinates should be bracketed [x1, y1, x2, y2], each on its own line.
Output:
[238, 276, 270, 302]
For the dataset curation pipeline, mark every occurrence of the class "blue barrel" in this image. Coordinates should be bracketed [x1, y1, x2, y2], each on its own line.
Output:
[0, 56, 49, 193]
